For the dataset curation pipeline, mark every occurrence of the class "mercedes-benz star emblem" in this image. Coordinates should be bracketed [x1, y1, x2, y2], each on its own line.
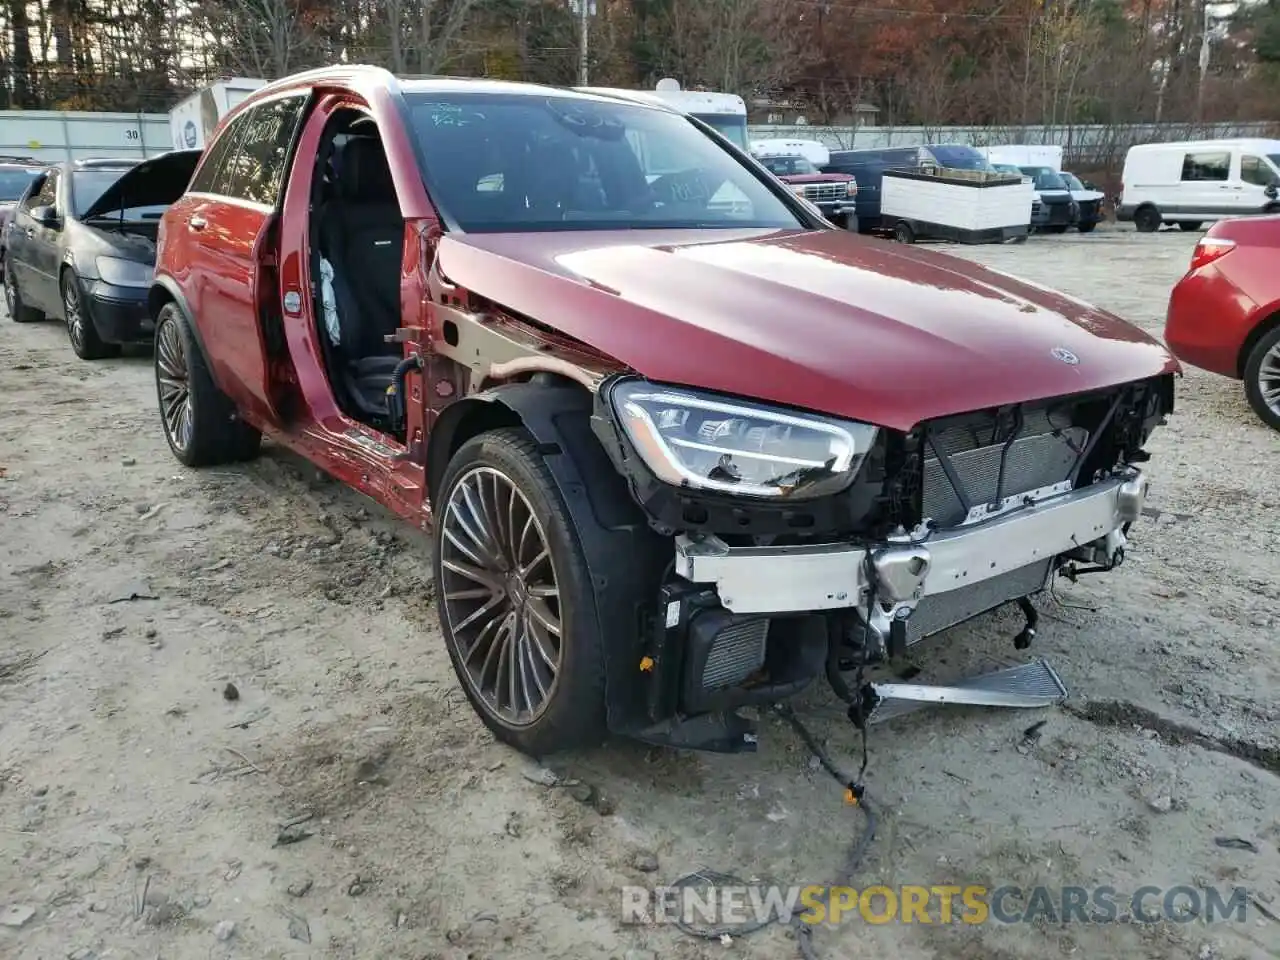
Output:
[1051, 347, 1080, 365]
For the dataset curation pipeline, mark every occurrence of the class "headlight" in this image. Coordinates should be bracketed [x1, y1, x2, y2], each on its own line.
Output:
[95, 256, 153, 288]
[610, 381, 879, 500]
[845, 180, 858, 197]
[791, 185, 807, 198]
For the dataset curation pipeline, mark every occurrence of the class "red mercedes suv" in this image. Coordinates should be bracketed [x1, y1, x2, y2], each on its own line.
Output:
[148, 66, 1176, 757]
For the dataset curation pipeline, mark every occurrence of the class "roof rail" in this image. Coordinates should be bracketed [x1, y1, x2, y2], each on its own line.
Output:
[255, 63, 396, 96]
[0, 154, 38, 164]
[75, 157, 140, 167]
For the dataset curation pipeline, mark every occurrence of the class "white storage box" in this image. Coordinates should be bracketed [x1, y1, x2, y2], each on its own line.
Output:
[880, 169, 1034, 243]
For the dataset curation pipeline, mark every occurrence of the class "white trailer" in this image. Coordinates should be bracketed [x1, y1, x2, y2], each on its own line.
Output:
[880, 167, 1034, 245]
[168, 78, 268, 151]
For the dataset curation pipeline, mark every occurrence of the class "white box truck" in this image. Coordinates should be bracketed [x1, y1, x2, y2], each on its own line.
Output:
[168, 79, 268, 151]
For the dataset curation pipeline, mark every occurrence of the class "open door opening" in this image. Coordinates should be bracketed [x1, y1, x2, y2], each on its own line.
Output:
[308, 108, 409, 439]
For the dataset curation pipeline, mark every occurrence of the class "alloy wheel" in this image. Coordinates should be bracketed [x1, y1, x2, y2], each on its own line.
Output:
[156, 318, 193, 451]
[1258, 341, 1280, 418]
[440, 466, 562, 727]
[63, 280, 85, 350]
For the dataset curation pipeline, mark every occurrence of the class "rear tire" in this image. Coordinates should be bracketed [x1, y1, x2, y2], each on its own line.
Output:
[1178, 221, 1203, 231]
[1077, 222, 1097, 234]
[893, 221, 915, 244]
[434, 427, 605, 757]
[154, 303, 262, 467]
[1243, 325, 1280, 432]
[4, 257, 42, 323]
[62, 269, 120, 360]
[1134, 206, 1162, 232]
[1048, 224, 1069, 234]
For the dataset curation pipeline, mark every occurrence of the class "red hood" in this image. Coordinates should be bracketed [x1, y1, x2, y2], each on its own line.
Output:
[436, 228, 1178, 431]
[779, 173, 854, 184]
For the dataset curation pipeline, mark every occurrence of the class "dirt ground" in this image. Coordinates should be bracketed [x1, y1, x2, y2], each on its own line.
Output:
[1, 225, 1278, 960]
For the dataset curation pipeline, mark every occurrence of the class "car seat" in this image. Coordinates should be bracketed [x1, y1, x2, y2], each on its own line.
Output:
[317, 136, 404, 420]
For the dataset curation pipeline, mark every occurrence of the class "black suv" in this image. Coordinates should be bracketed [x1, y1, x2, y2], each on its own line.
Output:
[0, 155, 45, 280]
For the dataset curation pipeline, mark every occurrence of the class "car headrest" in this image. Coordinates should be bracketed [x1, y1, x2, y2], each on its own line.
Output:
[340, 137, 396, 204]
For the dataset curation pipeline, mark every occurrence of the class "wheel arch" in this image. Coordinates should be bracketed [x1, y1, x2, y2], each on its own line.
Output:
[1238, 305, 1280, 377]
[148, 277, 215, 373]
[1133, 202, 1161, 223]
[427, 377, 668, 737]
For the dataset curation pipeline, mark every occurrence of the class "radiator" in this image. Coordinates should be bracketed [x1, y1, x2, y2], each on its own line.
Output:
[906, 559, 1052, 645]
[701, 617, 770, 689]
[923, 409, 1088, 528]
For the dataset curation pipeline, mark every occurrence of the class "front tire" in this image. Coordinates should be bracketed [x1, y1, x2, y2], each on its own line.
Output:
[4, 257, 42, 323]
[62, 269, 120, 360]
[1178, 221, 1203, 231]
[154, 303, 262, 467]
[1134, 206, 1162, 233]
[434, 427, 604, 756]
[1243, 325, 1280, 432]
[1077, 222, 1097, 234]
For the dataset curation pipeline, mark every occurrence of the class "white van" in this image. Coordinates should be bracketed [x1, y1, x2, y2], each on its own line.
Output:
[1118, 138, 1280, 232]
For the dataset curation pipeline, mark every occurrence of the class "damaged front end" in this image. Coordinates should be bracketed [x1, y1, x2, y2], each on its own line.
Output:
[591, 373, 1174, 752]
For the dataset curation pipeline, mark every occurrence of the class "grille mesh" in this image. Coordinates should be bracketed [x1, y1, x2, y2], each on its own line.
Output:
[1046, 203, 1072, 224]
[923, 410, 1087, 528]
[701, 618, 770, 690]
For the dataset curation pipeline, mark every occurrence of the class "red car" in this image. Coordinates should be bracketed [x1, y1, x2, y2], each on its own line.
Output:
[1165, 217, 1280, 431]
[148, 66, 1176, 757]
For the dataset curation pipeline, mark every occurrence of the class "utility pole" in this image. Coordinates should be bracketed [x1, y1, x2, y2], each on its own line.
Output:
[577, 0, 591, 86]
[1196, 2, 1212, 125]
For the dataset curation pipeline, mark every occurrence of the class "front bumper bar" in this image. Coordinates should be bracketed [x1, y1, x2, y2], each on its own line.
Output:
[674, 472, 1148, 615]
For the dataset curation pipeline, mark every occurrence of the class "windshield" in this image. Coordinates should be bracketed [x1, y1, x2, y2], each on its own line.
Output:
[692, 113, 748, 151]
[1020, 166, 1068, 191]
[759, 156, 818, 176]
[406, 93, 805, 233]
[0, 168, 41, 201]
[926, 144, 992, 171]
[1060, 172, 1085, 191]
[72, 168, 165, 219]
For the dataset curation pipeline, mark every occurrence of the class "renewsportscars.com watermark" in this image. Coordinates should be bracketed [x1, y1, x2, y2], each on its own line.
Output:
[621, 884, 1258, 926]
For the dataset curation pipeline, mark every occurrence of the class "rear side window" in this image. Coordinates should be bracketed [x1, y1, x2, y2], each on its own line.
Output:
[1240, 155, 1275, 187]
[19, 174, 48, 211]
[218, 95, 307, 207]
[1181, 152, 1229, 182]
[189, 112, 248, 195]
[24, 169, 59, 211]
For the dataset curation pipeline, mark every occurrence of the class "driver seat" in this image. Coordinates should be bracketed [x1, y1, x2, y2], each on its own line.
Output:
[318, 136, 404, 421]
